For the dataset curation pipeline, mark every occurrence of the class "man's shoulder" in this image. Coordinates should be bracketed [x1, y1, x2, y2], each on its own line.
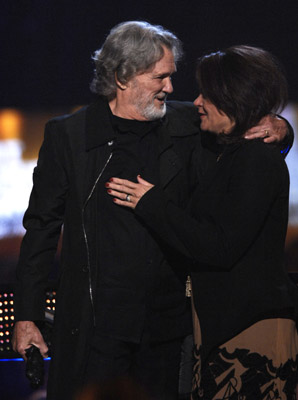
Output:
[165, 100, 200, 137]
[166, 100, 196, 116]
[40, 107, 90, 153]
[166, 100, 199, 125]
[46, 105, 88, 129]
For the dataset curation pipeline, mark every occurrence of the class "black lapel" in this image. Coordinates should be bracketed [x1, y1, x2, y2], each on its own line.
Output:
[70, 98, 115, 207]
[85, 97, 116, 150]
[157, 121, 183, 188]
[158, 101, 200, 188]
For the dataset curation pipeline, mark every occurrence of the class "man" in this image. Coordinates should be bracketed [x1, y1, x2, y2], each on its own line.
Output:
[12, 21, 291, 400]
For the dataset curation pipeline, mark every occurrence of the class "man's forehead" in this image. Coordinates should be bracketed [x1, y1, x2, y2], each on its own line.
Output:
[140, 48, 176, 76]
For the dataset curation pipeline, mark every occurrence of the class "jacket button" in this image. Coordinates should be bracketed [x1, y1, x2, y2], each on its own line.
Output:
[71, 327, 79, 335]
[82, 265, 89, 272]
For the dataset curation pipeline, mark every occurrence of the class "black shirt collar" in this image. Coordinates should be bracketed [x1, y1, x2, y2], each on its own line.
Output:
[111, 113, 161, 137]
[85, 97, 163, 149]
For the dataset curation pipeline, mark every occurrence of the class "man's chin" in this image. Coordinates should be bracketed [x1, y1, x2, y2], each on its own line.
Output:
[142, 103, 166, 120]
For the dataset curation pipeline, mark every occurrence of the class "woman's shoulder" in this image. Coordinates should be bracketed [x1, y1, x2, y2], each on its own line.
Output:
[228, 140, 289, 186]
[236, 139, 286, 167]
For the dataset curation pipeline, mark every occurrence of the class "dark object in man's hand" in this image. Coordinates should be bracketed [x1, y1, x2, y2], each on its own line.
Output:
[23, 313, 53, 389]
[25, 345, 45, 389]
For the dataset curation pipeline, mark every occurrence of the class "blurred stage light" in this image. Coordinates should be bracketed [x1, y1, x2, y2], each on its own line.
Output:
[0, 289, 56, 359]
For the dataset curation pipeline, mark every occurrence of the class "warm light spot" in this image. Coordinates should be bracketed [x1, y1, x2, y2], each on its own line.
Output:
[0, 110, 23, 140]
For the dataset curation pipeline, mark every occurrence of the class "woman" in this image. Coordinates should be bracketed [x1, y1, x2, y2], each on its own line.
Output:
[106, 46, 298, 399]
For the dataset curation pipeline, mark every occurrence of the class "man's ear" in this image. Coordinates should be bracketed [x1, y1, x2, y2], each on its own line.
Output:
[115, 72, 127, 90]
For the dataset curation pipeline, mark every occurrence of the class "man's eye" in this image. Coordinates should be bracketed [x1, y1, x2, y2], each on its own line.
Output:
[156, 75, 171, 80]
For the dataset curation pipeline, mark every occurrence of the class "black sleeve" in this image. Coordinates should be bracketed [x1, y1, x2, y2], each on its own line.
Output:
[135, 143, 288, 269]
[14, 120, 69, 321]
[277, 114, 294, 157]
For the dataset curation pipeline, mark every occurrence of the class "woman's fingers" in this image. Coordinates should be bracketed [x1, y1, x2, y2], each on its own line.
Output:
[107, 188, 131, 201]
[106, 188, 137, 209]
[137, 175, 153, 187]
[113, 197, 136, 208]
[105, 178, 145, 199]
[105, 176, 154, 210]
[110, 177, 137, 189]
[106, 179, 135, 194]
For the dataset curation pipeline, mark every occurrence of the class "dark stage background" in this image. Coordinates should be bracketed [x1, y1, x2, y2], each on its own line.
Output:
[2, 0, 298, 107]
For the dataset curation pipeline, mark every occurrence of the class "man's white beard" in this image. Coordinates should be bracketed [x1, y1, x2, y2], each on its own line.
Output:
[131, 80, 167, 120]
[137, 101, 166, 120]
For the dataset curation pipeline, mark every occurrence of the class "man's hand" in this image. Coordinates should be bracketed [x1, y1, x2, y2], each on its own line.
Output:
[244, 115, 288, 143]
[12, 321, 48, 361]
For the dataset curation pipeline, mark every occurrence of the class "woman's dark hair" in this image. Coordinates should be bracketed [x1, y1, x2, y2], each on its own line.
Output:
[196, 45, 288, 138]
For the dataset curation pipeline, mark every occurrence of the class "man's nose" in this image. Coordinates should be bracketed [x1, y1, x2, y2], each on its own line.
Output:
[163, 77, 173, 93]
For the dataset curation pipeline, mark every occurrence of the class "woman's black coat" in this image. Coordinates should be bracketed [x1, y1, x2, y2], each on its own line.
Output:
[135, 138, 298, 363]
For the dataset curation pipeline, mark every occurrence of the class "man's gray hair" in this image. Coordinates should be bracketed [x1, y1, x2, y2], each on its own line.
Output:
[90, 21, 183, 100]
